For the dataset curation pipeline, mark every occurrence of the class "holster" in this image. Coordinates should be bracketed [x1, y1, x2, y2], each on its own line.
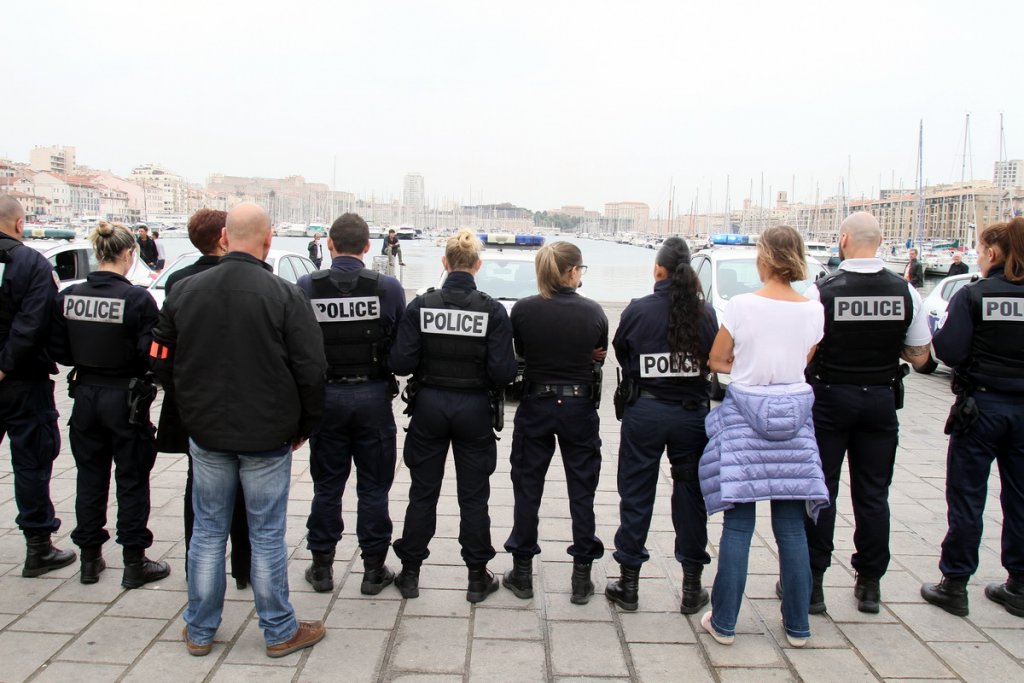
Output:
[387, 373, 400, 399]
[127, 376, 157, 425]
[66, 368, 79, 399]
[892, 363, 911, 410]
[944, 394, 979, 435]
[401, 379, 421, 417]
[591, 363, 604, 410]
[612, 369, 639, 421]
[488, 389, 505, 432]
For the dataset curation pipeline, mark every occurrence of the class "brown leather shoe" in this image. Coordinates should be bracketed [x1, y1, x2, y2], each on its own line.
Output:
[266, 620, 325, 658]
[182, 626, 212, 657]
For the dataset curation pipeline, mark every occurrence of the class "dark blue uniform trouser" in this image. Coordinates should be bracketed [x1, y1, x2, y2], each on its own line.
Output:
[805, 383, 899, 579]
[393, 387, 496, 567]
[613, 397, 710, 570]
[940, 391, 1024, 582]
[306, 381, 397, 558]
[505, 395, 604, 561]
[0, 378, 61, 536]
[69, 384, 157, 549]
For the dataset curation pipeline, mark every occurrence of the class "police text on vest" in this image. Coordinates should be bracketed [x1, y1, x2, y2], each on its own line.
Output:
[420, 308, 488, 337]
[982, 297, 1024, 321]
[640, 353, 700, 378]
[312, 296, 380, 323]
[834, 296, 905, 321]
[63, 295, 125, 324]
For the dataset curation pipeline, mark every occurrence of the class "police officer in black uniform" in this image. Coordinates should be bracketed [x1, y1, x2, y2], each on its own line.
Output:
[389, 229, 516, 602]
[0, 196, 75, 578]
[606, 237, 718, 613]
[50, 221, 170, 587]
[503, 241, 608, 605]
[922, 217, 1024, 618]
[801, 212, 932, 613]
[299, 213, 406, 594]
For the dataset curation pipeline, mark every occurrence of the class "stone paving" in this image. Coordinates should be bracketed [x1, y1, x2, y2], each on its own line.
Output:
[1, 302, 1022, 682]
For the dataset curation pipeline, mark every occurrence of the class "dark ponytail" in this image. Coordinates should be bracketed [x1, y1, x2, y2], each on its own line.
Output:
[656, 237, 707, 373]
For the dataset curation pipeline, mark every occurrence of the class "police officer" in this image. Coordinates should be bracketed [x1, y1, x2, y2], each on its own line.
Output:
[299, 213, 405, 594]
[389, 229, 516, 602]
[801, 212, 931, 613]
[606, 237, 717, 613]
[503, 241, 608, 604]
[0, 196, 76, 578]
[922, 217, 1024, 618]
[49, 220, 170, 587]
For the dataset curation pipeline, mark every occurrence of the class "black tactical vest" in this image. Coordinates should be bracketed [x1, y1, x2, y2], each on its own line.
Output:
[808, 269, 913, 385]
[965, 275, 1024, 381]
[309, 268, 389, 379]
[62, 277, 138, 375]
[416, 288, 491, 390]
[0, 235, 22, 339]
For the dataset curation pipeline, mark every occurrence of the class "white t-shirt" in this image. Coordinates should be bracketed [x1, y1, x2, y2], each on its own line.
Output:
[721, 293, 824, 387]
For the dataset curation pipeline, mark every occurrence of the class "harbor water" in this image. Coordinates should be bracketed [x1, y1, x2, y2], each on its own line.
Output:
[157, 234, 949, 301]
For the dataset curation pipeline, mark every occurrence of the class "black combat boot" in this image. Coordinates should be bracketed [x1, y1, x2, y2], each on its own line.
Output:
[80, 545, 106, 585]
[984, 577, 1024, 618]
[502, 555, 534, 599]
[467, 565, 499, 603]
[304, 551, 335, 593]
[121, 546, 171, 589]
[570, 560, 595, 605]
[774, 570, 827, 614]
[395, 563, 420, 599]
[360, 554, 395, 596]
[921, 576, 969, 617]
[605, 564, 640, 610]
[680, 567, 709, 615]
[855, 574, 881, 614]
[22, 535, 76, 578]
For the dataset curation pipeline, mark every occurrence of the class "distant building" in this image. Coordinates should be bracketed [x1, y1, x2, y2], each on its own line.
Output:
[402, 173, 425, 225]
[604, 201, 650, 234]
[130, 164, 190, 219]
[29, 145, 76, 174]
[994, 160, 1024, 189]
[206, 173, 353, 224]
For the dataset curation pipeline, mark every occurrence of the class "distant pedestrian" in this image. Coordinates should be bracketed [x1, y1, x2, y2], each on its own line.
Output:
[922, 217, 1024, 619]
[50, 220, 170, 588]
[503, 241, 609, 605]
[307, 232, 323, 268]
[382, 229, 405, 266]
[137, 225, 158, 270]
[699, 225, 829, 648]
[905, 248, 924, 288]
[0, 196, 76, 579]
[152, 203, 328, 658]
[947, 252, 969, 276]
[152, 229, 166, 270]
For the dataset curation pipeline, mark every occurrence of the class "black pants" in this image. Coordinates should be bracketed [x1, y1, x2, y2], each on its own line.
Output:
[0, 378, 61, 536]
[306, 381, 396, 557]
[393, 388, 496, 567]
[940, 390, 1024, 581]
[69, 384, 157, 549]
[805, 383, 899, 579]
[185, 452, 250, 580]
[505, 395, 604, 561]
[613, 397, 709, 570]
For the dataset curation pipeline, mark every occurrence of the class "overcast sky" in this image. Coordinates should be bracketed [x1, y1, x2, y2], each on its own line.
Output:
[6, 0, 1022, 216]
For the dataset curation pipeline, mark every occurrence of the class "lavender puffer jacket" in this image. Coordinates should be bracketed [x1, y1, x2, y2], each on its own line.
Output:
[699, 382, 829, 521]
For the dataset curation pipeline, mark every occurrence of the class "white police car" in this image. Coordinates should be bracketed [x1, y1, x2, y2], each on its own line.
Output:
[692, 234, 829, 399]
[26, 235, 156, 291]
[922, 271, 978, 335]
[147, 249, 317, 308]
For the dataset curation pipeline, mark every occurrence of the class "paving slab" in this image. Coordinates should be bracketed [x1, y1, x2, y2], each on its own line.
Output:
[628, 642, 714, 683]
[839, 623, 953, 679]
[548, 620, 629, 677]
[389, 616, 469, 674]
[928, 641, 1024, 683]
[0, 631, 72, 682]
[57, 615, 166, 664]
[468, 638, 546, 682]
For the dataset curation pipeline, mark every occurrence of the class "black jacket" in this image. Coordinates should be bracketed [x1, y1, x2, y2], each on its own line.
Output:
[137, 236, 158, 268]
[152, 251, 327, 452]
[0, 233, 58, 379]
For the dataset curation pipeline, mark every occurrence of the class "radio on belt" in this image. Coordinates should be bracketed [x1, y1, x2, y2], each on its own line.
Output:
[420, 308, 488, 337]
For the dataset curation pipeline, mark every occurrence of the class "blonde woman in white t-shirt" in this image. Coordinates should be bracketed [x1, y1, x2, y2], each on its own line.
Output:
[699, 225, 829, 648]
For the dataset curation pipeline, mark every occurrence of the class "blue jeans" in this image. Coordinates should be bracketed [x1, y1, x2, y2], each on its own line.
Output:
[710, 500, 811, 639]
[183, 441, 298, 647]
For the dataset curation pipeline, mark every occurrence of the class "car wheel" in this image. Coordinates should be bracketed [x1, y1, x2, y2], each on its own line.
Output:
[710, 373, 726, 401]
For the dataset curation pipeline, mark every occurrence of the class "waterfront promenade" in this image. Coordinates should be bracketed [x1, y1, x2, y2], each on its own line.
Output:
[0, 302, 1021, 682]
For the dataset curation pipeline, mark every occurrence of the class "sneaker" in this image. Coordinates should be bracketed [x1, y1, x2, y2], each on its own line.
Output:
[182, 626, 212, 657]
[786, 633, 808, 648]
[266, 620, 325, 658]
[700, 611, 734, 645]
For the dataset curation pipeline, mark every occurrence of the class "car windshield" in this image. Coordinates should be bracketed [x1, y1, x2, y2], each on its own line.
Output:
[152, 253, 200, 289]
[943, 277, 970, 302]
[476, 258, 538, 300]
[716, 256, 821, 300]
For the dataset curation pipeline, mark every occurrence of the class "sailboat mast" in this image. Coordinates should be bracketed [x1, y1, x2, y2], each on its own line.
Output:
[915, 120, 925, 250]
